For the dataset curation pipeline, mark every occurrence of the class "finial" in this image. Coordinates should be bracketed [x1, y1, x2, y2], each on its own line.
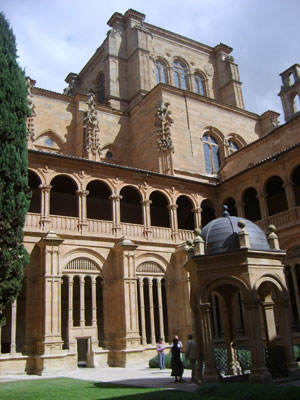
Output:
[223, 205, 230, 217]
[238, 220, 246, 229]
[194, 228, 202, 237]
[186, 239, 193, 247]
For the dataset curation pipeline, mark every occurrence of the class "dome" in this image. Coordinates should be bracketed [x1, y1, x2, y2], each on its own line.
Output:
[200, 207, 270, 255]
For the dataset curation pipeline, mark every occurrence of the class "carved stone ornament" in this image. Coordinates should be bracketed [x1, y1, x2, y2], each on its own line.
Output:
[26, 77, 36, 140]
[204, 64, 214, 76]
[155, 102, 174, 151]
[270, 115, 280, 128]
[83, 92, 101, 158]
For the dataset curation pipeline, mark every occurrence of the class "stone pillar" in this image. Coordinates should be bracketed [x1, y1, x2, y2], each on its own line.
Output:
[276, 298, 300, 378]
[199, 303, 219, 383]
[138, 277, 147, 346]
[168, 204, 178, 240]
[141, 199, 152, 239]
[148, 278, 156, 345]
[262, 301, 277, 346]
[80, 276, 85, 327]
[243, 299, 272, 383]
[110, 194, 122, 236]
[37, 231, 64, 357]
[157, 279, 165, 341]
[192, 207, 202, 228]
[39, 184, 52, 229]
[283, 181, 296, 209]
[257, 192, 268, 220]
[10, 299, 17, 354]
[91, 276, 97, 327]
[68, 275, 74, 328]
[76, 189, 89, 233]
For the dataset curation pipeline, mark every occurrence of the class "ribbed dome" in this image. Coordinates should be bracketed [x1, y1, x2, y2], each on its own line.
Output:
[201, 207, 270, 255]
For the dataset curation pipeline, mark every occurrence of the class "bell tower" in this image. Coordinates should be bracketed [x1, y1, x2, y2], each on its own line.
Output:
[279, 63, 300, 122]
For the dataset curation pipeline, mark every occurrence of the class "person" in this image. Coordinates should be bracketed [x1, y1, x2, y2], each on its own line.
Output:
[185, 334, 198, 382]
[171, 338, 184, 382]
[156, 337, 166, 370]
[173, 335, 183, 350]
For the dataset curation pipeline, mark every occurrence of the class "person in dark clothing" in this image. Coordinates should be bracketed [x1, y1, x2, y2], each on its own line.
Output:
[171, 338, 184, 382]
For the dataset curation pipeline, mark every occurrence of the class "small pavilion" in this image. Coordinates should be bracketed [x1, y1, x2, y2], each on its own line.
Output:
[185, 206, 300, 384]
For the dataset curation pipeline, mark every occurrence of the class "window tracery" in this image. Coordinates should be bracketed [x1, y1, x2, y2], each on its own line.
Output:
[173, 59, 188, 90]
[202, 134, 220, 174]
[155, 59, 168, 84]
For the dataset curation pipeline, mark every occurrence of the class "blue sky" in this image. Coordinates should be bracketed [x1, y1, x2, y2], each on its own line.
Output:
[2, 0, 300, 119]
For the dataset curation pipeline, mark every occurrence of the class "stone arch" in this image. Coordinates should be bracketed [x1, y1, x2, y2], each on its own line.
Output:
[264, 175, 288, 216]
[62, 248, 105, 273]
[176, 194, 195, 230]
[242, 187, 261, 222]
[50, 174, 79, 217]
[222, 196, 238, 216]
[28, 169, 42, 213]
[136, 253, 169, 274]
[201, 198, 216, 227]
[149, 190, 170, 228]
[253, 274, 288, 300]
[200, 276, 250, 304]
[34, 129, 65, 153]
[154, 57, 169, 84]
[86, 179, 112, 220]
[120, 185, 143, 224]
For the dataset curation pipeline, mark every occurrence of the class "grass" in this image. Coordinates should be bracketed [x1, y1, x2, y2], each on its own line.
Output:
[1, 378, 300, 400]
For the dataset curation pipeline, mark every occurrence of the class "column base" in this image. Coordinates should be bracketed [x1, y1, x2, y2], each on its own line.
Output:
[249, 367, 273, 384]
[203, 367, 220, 384]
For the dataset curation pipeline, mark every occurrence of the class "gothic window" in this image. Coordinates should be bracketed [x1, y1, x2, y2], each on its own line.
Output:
[173, 59, 188, 90]
[194, 73, 206, 95]
[228, 139, 239, 154]
[265, 176, 288, 216]
[97, 73, 105, 104]
[203, 133, 220, 174]
[155, 60, 168, 84]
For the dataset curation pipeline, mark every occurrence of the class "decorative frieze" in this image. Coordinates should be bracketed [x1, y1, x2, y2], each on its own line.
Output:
[83, 92, 102, 160]
[155, 101, 174, 151]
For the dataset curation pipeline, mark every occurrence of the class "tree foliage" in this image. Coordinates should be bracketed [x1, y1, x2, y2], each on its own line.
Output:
[0, 13, 31, 325]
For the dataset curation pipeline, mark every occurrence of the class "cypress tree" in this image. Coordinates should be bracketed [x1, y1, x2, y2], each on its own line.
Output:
[0, 13, 31, 325]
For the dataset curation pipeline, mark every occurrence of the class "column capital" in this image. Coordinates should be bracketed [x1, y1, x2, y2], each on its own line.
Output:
[109, 194, 123, 201]
[141, 199, 152, 206]
[39, 184, 52, 192]
[168, 203, 178, 211]
[76, 189, 89, 197]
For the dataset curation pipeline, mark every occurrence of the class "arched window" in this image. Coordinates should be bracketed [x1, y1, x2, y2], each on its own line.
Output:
[150, 191, 170, 228]
[203, 133, 220, 174]
[194, 73, 206, 95]
[50, 175, 78, 217]
[120, 186, 143, 224]
[223, 197, 237, 216]
[155, 60, 168, 84]
[86, 180, 112, 220]
[292, 165, 300, 206]
[243, 187, 261, 222]
[97, 73, 105, 104]
[265, 176, 288, 216]
[228, 140, 239, 155]
[28, 170, 41, 213]
[177, 195, 195, 230]
[291, 93, 300, 114]
[173, 59, 188, 90]
[201, 199, 216, 227]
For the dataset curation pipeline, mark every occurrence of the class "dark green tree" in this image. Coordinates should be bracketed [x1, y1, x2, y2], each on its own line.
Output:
[0, 13, 31, 325]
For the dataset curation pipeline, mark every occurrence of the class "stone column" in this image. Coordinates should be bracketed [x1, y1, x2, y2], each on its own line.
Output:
[243, 299, 272, 383]
[276, 298, 300, 378]
[39, 184, 52, 229]
[283, 181, 296, 210]
[91, 276, 97, 327]
[257, 192, 268, 220]
[141, 199, 152, 239]
[138, 277, 147, 346]
[236, 200, 244, 218]
[168, 204, 178, 241]
[68, 275, 74, 328]
[157, 279, 165, 341]
[110, 194, 122, 236]
[199, 303, 219, 383]
[262, 301, 277, 346]
[192, 207, 202, 228]
[76, 189, 89, 233]
[148, 278, 156, 345]
[80, 275, 85, 327]
[10, 300, 17, 354]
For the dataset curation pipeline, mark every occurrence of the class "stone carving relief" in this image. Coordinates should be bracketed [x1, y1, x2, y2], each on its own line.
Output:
[26, 77, 36, 141]
[204, 64, 214, 77]
[83, 92, 102, 160]
[155, 102, 174, 152]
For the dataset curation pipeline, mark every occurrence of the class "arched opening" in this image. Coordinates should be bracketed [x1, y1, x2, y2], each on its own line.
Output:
[291, 93, 300, 113]
[86, 180, 112, 220]
[291, 165, 300, 206]
[50, 175, 78, 217]
[150, 191, 170, 227]
[284, 266, 299, 331]
[223, 197, 238, 217]
[28, 170, 41, 213]
[120, 186, 143, 224]
[173, 59, 188, 90]
[84, 276, 92, 326]
[228, 140, 239, 155]
[61, 276, 69, 349]
[96, 276, 104, 347]
[201, 199, 216, 227]
[265, 176, 288, 216]
[194, 73, 206, 95]
[203, 133, 220, 174]
[73, 276, 80, 327]
[16, 280, 26, 353]
[177, 195, 195, 230]
[243, 187, 261, 222]
[155, 59, 168, 84]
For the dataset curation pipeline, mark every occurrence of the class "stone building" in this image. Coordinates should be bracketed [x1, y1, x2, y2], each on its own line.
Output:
[0, 9, 300, 377]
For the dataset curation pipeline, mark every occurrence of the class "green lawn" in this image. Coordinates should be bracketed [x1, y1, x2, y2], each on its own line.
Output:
[1, 378, 300, 400]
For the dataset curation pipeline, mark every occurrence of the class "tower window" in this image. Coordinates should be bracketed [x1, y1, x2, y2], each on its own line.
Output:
[203, 134, 220, 174]
[173, 60, 188, 90]
[155, 60, 168, 84]
[194, 73, 206, 95]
